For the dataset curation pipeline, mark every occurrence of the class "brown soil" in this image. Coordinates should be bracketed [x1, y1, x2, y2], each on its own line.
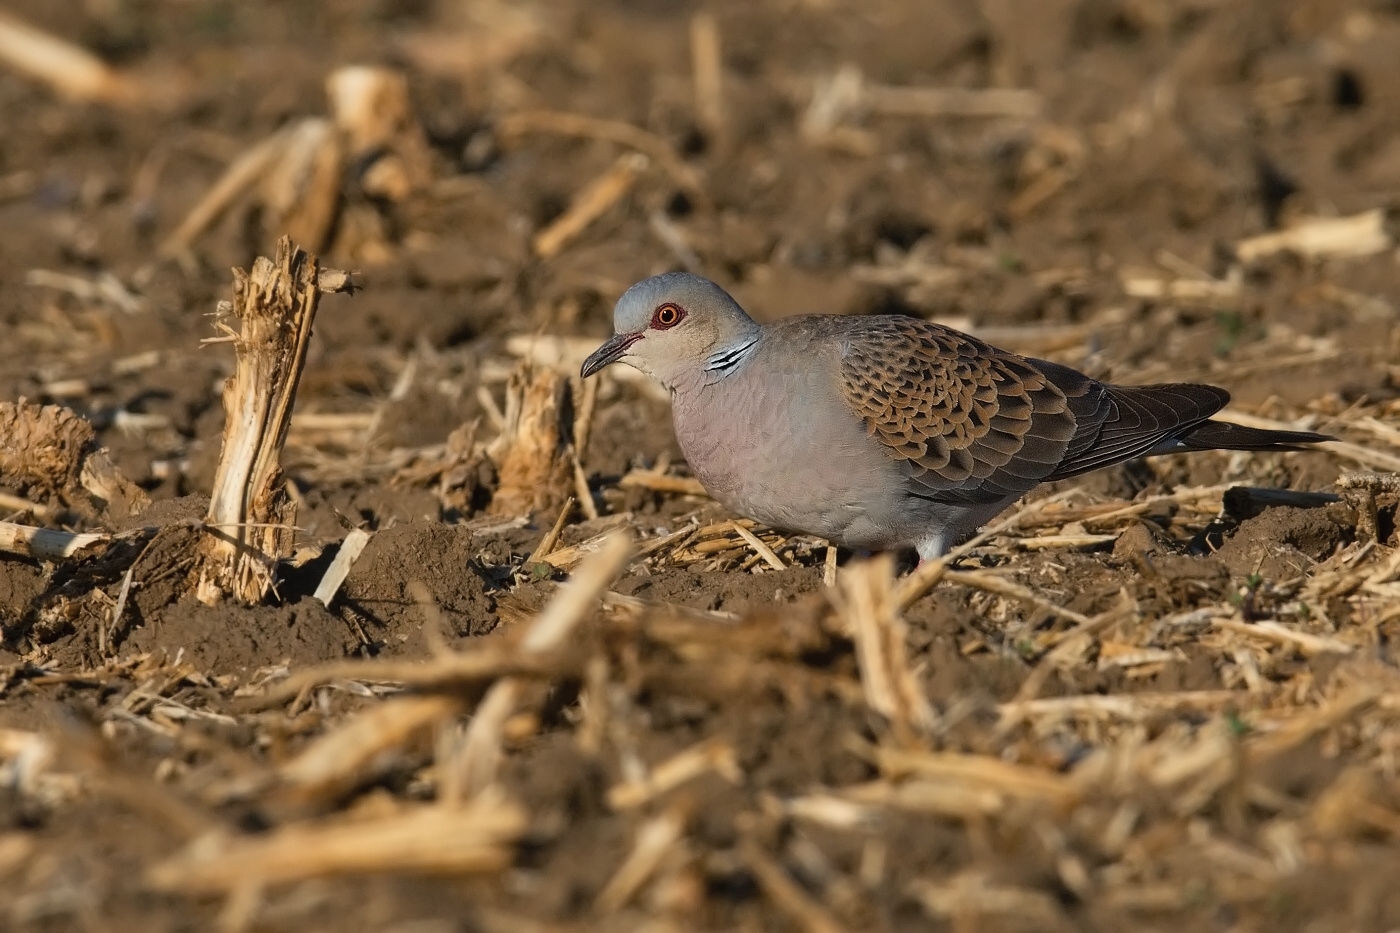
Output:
[3, 1, 1400, 931]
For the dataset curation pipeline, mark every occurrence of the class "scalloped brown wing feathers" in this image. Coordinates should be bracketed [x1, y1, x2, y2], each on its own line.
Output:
[837, 317, 1084, 505]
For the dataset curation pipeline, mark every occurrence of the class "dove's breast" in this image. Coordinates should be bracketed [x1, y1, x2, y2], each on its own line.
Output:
[668, 334, 921, 550]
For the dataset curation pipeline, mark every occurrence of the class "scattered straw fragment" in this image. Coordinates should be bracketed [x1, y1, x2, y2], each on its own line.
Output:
[1015, 532, 1118, 550]
[523, 531, 632, 654]
[1098, 644, 1183, 672]
[1211, 618, 1353, 657]
[874, 748, 1079, 810]
[999, 690, 1246, 726]
[0, 492, 50, 519]
[601, 590, 740, 624]
[0, 522, 110, 561]
[146, 790, 526, 892]
[539, 519, 640, 570]
[1236, 209, 1391, 262]
[781, 793, 881, 832]
[289, 412, 378, 436]
[594, 806, 688, 913]
[0, 10, 140, 105]
[572, 455, 599, 522]
[1245, 686, 1381, 764]
[253, 645, 573, 708]
[606, 737, 741, 810]
[527, 497, 576, 565]
[690, 13, 725, 144]
[277, 694, 463, 808]
[1121, 269, 1241, 302]
[909, 873, 1069, 931]
[25, 268, 145, 314]
[532, 152, 649, 259]
[840, 778, 1004, 819]
[835, 555, 936, 739]
[445, 532, 632, 799]
[573, 369, 601, 457]
[619, 469, 709, 498]
[943, 569, 1093, 628]
[741, 840, 849, 933]
[103, 564, 136, 656]
[734, 524, 786, 571]
[1311, 767, 1400, 838]
[312, 528, 373, 607]
[443, 679, 519, 804]
[803, 64, 1040, 146]
[868, 84, 1041, 119]
[498, 110, 707, 208]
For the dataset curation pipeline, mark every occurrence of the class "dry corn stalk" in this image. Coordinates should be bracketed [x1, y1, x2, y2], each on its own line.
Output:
[326, 66, 432, 202]
[161, 120, 345, 258]
[163, 65, 430, 259]
[194, 238, 353, 604]
[260, 119, 345, 252]
[0, 400, 149, 520]
[487, 364, 576, 517]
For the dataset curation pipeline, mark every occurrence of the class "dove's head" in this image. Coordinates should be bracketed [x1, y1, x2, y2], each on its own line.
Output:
[581, 273, 761, 390]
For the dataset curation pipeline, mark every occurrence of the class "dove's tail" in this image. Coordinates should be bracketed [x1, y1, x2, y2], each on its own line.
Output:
[1032, 361, 1333, 481]
[1174, 419, 1332, 452]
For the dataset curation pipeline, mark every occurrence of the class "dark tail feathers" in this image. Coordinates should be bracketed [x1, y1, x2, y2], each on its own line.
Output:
[1178, 420, 1332, 452]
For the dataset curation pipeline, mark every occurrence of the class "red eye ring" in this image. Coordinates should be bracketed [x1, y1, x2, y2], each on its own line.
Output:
[651, 303, 685, 329]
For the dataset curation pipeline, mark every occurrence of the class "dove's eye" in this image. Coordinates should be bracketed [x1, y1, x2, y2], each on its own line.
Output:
[651, 303, 685, 329]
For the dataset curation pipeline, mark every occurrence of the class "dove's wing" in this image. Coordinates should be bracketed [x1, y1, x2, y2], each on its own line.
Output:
[834, 316, 1306, 503]
[835, 317, 1081, 506]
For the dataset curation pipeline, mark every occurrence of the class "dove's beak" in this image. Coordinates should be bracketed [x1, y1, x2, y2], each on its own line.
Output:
[581, 332, 643, 378]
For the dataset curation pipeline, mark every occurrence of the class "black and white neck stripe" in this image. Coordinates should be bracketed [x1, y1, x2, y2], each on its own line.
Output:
[703, 336, 759, 379]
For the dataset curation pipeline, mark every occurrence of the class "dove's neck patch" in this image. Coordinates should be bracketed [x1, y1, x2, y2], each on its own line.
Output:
[703, 335, 759, 381]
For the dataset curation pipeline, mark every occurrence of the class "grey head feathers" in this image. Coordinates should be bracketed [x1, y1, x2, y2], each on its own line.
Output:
[581, 272, 761, 389]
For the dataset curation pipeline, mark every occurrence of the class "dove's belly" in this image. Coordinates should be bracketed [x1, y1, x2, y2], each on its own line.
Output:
[671, 367, 948, 552]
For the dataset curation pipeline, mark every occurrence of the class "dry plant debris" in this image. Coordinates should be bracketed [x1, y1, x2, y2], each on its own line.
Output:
[162, 66, 432, 261]
[194, 238, 353, 604]
[0, 10, 143, 106]
[0, 400, 148, 521]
